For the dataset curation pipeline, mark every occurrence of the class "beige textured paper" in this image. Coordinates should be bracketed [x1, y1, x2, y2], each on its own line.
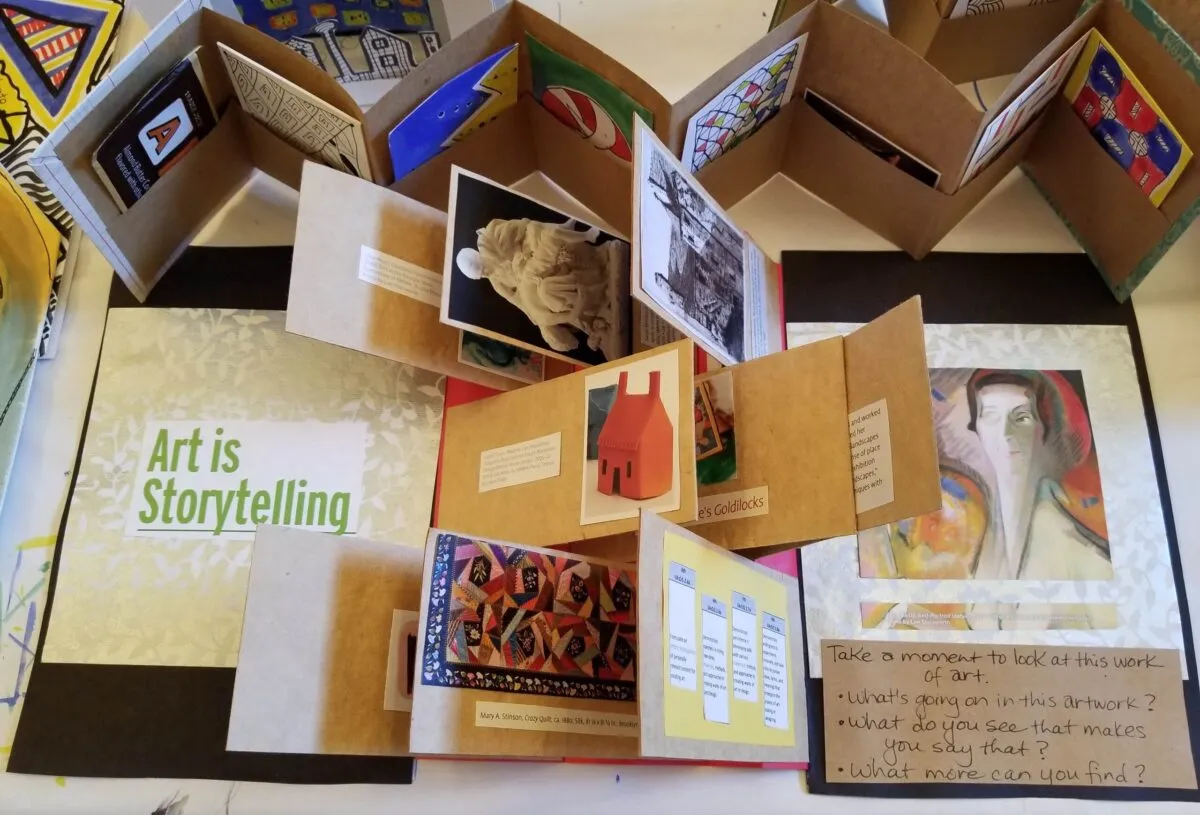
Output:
[227, 526, 424, 756]
[43, 310, 443, 667]
[822, 639, 1197, 789]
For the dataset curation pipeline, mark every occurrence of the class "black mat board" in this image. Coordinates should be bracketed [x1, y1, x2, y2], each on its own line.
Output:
[9, 246, 416, 784]
[783, 251, 1200, 801]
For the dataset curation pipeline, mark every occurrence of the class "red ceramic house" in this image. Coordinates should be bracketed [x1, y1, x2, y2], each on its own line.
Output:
[596, 370, 673, 500]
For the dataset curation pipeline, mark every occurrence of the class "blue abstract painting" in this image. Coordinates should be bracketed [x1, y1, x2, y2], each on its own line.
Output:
[387, 43, 517, 181]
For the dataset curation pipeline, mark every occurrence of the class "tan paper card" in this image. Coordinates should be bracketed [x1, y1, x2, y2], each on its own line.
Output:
[437, 340, 696, 545]
[822, 639, 1197, 789]
[631, 117, 783, 366]
[227, 526, 424, 757]
[637, 513, 808, 764]
[287, 162, 550, 390]
[690, 296, 939, 553]
[410, 528, 640, 760]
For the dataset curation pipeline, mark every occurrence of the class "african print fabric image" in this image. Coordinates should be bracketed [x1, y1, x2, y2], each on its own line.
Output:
[421, 533, 638, 701]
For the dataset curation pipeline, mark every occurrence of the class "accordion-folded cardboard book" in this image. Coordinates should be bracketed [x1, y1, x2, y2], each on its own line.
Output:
[410, 512, 809, 764]
[711, 0, 1200, 300]
[436, 341, 697, 546]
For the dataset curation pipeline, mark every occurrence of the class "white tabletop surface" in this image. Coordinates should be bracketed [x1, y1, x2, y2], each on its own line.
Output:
[4, 0, 1200, 812]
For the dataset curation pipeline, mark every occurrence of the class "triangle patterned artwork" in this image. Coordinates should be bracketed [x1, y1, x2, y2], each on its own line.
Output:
[0, 0, 120, 124]
[0, 5, 88, 95]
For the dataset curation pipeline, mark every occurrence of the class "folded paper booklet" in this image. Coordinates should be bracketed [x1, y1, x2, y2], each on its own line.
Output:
[39, 307, 445, 669]
[287, 162, 575, 390]
[632, 118, 783, 366]
[217, 42, 371, 178]
[410, 512, 808, 764]
[688, 296, 941, 553]
[436, 340, 696, 546]
[442, 166, 632, 367]
[228, 526, 423, 758]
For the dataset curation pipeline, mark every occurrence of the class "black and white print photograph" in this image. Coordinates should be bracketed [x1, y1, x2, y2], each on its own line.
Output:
[441, 166, 631, 366]
[635, 118, 747, 365]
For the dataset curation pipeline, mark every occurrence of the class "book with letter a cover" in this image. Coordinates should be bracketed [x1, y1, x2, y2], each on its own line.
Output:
[92, 48, 219, 211]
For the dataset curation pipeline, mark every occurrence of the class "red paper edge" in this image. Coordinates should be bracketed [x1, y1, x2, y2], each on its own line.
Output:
[432, 377, 502, 528]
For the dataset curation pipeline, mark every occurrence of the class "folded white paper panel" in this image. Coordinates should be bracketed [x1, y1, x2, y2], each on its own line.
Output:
[227, 525, 424, 756]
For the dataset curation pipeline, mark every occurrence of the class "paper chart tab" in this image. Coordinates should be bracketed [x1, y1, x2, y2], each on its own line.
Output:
[358, 246, 443, 307]
[478, 432, 561, 493]
[701, 594, 730, 724]
[761, 612, 789, 730]
[667, 562, 699, 690]
[731, 591, 758, 703]
[849, 398, 894, 514]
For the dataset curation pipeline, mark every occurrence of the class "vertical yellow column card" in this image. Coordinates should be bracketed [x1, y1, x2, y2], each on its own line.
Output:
[637, 511, 808, 764]
[661, 531, 795, 746]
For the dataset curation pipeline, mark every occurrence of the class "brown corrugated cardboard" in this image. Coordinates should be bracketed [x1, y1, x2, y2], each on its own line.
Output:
[880, 0, 1083, 84]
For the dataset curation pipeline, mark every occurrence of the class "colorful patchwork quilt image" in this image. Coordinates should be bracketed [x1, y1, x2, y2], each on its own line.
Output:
[422, 533, 638, 701]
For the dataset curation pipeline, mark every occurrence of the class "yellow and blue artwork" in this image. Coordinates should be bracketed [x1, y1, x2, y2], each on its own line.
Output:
[0, 165, 56, 516]
[387, 43, 517, 182]
[0, 0, 122, 224]
[0, 0, 122, 355]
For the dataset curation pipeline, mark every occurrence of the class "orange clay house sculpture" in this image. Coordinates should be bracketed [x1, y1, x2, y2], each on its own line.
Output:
[596, 370, 673, 500]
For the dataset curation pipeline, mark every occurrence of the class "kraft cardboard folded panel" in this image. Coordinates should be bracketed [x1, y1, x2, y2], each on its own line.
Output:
[29, 0, 377, 300]
[31, 0, 668, 299]
[409, 515, 809, 764]
[386, 0, 826, 236]
[696, 1, 1029, 260]
[880, 0, 1083, 84]
[437, 341, 696, 546]
[288, 162, 575, 390]
[690, 296, 940, 554]
[376, 1, 673, 237]
[703, 0, 1200, 298]
[1022, 0, 1200, 300]
[227, 526, 423, 758]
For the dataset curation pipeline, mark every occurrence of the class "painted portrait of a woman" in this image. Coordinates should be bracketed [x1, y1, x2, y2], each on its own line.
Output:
[858, 368, 1114, 630]
[964, 369, 1111, 582]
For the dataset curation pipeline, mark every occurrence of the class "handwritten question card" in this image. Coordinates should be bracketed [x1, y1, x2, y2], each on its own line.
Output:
[822, 640, 1196, 790]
